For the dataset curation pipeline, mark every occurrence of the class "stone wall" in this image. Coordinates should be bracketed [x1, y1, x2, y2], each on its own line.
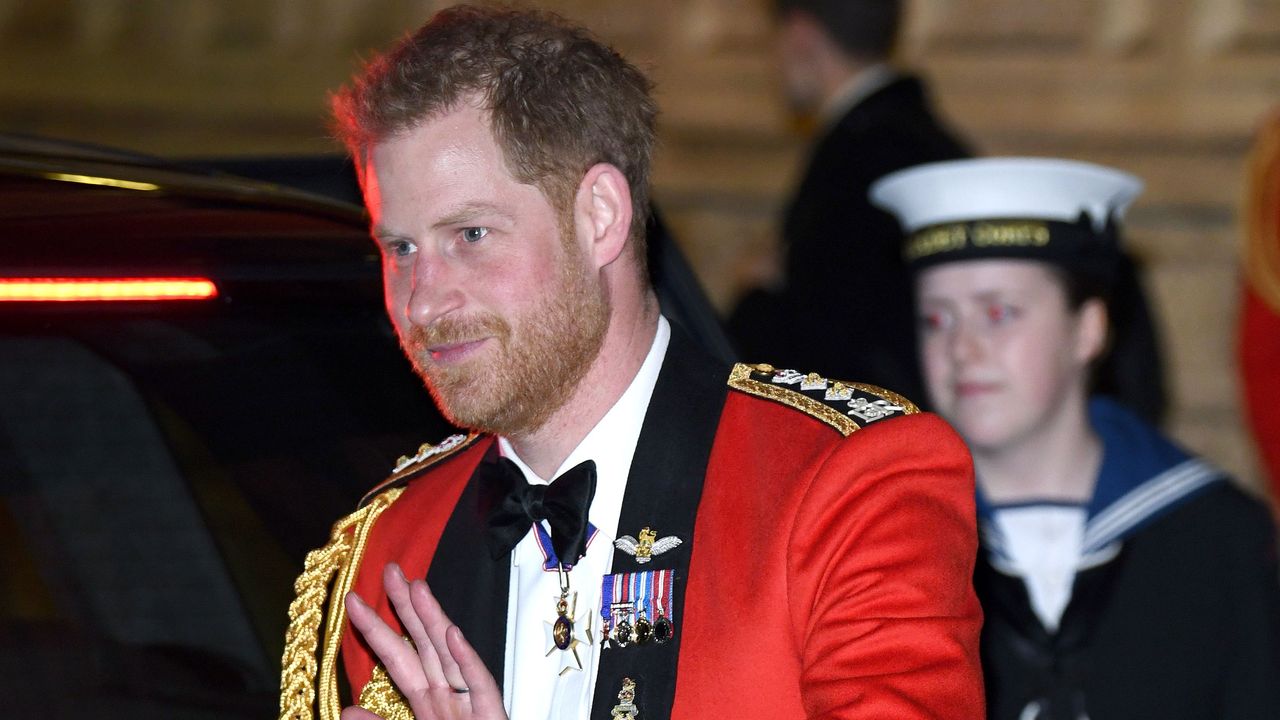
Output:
[2, 0, 1277, 491]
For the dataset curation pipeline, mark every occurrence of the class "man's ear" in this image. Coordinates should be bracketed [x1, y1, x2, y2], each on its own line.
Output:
[575, 163, 633, 270]
[1075, 297, 1110, 365]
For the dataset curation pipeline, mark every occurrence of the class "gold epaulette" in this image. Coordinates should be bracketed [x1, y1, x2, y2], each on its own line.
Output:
[728, 363, 918, 437]
[357, 432, 482, 508]
[278, 487, 404, 720]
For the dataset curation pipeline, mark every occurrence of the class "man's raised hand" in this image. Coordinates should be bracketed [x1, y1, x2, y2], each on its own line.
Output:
[341, 563, 507, 720]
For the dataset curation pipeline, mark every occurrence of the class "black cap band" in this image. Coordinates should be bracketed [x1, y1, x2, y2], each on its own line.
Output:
[905, 212, 1122, 288]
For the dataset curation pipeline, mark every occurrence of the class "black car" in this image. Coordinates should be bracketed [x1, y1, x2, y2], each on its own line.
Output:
[0, 136, 730, 717]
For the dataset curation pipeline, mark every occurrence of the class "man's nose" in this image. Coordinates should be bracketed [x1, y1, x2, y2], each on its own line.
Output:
[404, 251, 465, 328]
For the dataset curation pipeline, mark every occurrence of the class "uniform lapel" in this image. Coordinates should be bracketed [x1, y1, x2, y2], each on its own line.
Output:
[591, 326, 732, 718]
[426, 442, 512, 687]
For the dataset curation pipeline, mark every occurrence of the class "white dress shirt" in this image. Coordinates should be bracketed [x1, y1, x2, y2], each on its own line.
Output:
[497, 316, 670, 720]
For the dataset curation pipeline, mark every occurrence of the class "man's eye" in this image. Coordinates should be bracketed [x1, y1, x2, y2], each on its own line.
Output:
[388, 240, 417, 257]
[461, 227, 489, 243]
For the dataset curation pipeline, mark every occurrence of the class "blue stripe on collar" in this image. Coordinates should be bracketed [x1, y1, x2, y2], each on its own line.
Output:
[1087, 397, 1196, 516]
[1081, 458, 1221, 553]
[1083, 397, 1225, 547]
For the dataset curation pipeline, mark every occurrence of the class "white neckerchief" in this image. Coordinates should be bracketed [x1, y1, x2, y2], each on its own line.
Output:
[819, 62, 897, 129]
[991, 505, 1086, 632]
[498, 315, 670, 720]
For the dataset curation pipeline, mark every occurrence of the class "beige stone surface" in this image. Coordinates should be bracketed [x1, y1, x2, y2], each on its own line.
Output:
[1148, 265, 1241, 410]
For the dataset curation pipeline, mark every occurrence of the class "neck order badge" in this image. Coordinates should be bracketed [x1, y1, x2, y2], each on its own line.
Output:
[538, 539, 596, 675]
[485, 456, 600, 674]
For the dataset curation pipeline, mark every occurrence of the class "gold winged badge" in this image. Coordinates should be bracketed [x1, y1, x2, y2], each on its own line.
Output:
[614, 527, 682, 564]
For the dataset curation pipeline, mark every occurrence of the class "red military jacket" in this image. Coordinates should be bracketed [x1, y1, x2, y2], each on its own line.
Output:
[282, 330, 984, 719]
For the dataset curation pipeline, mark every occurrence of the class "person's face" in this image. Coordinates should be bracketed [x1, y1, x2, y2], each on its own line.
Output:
[916, 259, 1104, 454]
[363, 101, 610, 437]
[775, 12, 823, 115]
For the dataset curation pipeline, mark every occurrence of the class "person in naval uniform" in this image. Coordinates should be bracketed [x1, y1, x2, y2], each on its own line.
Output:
[872, 158, 1280, 720]
[277, 6, 985, 719]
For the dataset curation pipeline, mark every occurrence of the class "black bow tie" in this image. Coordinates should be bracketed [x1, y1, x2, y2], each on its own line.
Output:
[484, 456, 597, 565]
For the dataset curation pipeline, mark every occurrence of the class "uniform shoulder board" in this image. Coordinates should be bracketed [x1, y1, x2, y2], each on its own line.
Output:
[358, 432, 482, 507]
[727, 363, 919, 437]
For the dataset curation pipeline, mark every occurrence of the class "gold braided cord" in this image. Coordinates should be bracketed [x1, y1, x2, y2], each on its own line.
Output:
[319, 488, 404, 719]
[358, 664, 414, 720]
[278, 487, 404, 720]
[279, 527, 353, 719]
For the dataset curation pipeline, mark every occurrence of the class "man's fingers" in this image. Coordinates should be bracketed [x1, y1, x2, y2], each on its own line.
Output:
[382, 563, 450, 688]
[343, 574, 506, 719]
[382, 563, 427, 639]
[448, 625, 507, 717]
[343, 591, 432, 699]
[408, 579, 468, 690]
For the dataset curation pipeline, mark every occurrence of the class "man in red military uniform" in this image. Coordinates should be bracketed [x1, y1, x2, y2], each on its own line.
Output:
[277, 6, 983, 719]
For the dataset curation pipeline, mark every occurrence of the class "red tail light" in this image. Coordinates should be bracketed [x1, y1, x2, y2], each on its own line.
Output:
[0, 278, 219, 302]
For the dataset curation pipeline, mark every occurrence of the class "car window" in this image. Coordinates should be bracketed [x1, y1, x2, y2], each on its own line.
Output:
[0, 169, 451, 716]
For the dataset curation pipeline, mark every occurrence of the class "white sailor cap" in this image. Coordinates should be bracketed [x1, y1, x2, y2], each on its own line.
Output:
[869, 158, 1143, 273]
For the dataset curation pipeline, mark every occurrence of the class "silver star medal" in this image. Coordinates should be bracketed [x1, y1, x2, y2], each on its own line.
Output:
[544, 591, 594, 675]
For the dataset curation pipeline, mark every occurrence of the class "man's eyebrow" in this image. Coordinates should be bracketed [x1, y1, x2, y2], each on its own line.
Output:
[433, 201, 513, 228]
[370, 202, 515, 240]
[370, 225, 407, 242]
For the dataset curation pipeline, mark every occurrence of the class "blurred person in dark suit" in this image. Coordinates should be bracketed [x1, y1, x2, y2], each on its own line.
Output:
[728, 0, 970, 403]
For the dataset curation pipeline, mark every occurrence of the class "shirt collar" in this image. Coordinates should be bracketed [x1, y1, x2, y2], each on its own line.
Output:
[819, 63, 897, 128]
[498, 315, 671, 542]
